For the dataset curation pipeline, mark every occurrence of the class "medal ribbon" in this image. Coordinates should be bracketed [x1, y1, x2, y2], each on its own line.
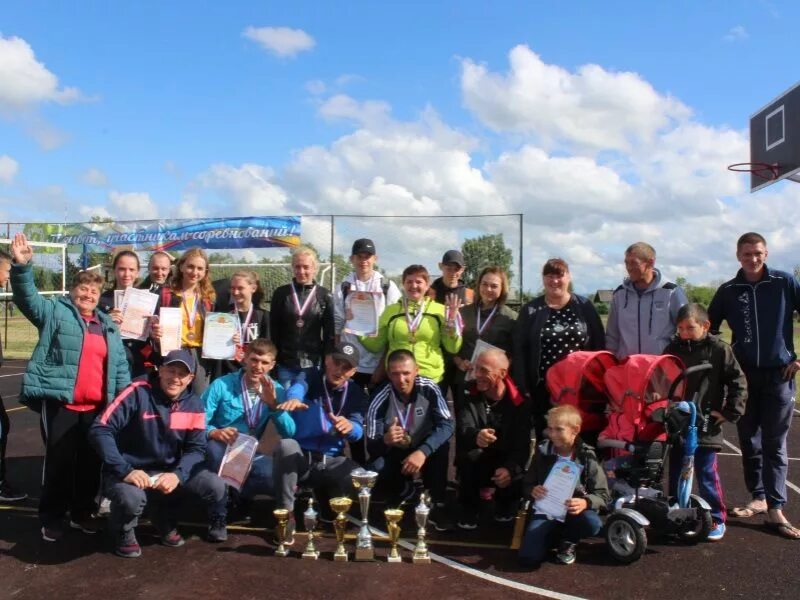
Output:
[291, 283, 318, 320]
[390, 389, 415, 433]
[240, 375, 263, 432]
[321, 380, 349, 432]
[404, 298, 426, 337]
[182, 294, 198, 329]
[445, 303, 464, 336]
[476, 304, 498, 337]
[236, 304, 255, 343]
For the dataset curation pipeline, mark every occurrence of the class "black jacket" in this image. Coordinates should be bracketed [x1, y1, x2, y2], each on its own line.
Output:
[523, 439, 610, 512]
[99, 289, 155, 378]
[512, 294, 605, 396]
[269, 280, 334, 369]
[456, 377, 534, 478]
[663, 334, 748, 450]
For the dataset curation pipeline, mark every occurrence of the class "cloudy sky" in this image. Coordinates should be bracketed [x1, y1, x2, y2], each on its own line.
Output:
[1, 1, 800, 294]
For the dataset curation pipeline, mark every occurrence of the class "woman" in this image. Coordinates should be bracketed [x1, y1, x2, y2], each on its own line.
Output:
[152, 248, 216, 394]
[138, 250, 173, 293]
[361, 264, 462, 384]
[512, 258, 605, 438]
[453, 266, 517, 389]
[10, 233, 130, 542]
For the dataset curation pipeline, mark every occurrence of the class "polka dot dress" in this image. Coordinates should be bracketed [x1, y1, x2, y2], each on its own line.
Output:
[539, 306, 585, 377]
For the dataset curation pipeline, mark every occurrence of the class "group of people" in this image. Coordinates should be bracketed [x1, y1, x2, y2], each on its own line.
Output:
[0, 229, 797, 568]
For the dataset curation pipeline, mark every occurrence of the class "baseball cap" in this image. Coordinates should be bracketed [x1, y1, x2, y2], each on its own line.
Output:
[441, 249, 465, 267]
[330, 341, 360, 368]
[351, 238, 377, 256]
[162, 349, 196, 374]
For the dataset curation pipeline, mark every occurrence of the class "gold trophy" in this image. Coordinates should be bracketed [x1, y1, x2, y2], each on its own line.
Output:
[351, 468, 379, 561]
[272, 508, 290, 557]
[302, 498, 320, 560]
[329, 496, 353, 562]
[412, 492, 431, 564]
[384, 508, 404, 563]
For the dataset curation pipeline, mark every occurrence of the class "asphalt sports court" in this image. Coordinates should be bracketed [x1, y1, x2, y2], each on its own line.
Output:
[1, 359, 798, 599]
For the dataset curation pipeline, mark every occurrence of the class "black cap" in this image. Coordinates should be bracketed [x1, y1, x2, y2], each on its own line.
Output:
[351, 238, 376, 256]
[330, 341, 360, 368]
[162, 349, 197, 374]
[441, 249, 465, 267]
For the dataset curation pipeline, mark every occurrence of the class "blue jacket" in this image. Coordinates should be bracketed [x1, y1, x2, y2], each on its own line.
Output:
[708, 265, 800, 369]
[203, 370, 293, 439]
[289, 369, 366, 456]
[89, 375, 207, 483]
[12, 263, 131, 410]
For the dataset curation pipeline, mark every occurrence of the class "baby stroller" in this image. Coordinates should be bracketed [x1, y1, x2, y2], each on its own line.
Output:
[597, 355, 713, 563]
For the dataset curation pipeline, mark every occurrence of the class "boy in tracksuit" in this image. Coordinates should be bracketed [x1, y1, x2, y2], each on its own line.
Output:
[664, 303, 747, 541]
[606, 242, 687, 359]
[366, 349, 454, 531]
[89, 350, 226, 558]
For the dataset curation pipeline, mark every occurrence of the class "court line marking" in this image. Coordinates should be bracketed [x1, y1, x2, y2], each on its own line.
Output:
[0, 372, 23, 378]
[344, 515, 587, 600]
[724, 439, 800, 496]
[7, 406, 26, 413]
[719, 452, 800, 461]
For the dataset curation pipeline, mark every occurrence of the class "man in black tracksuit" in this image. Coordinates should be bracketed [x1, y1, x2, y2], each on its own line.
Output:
[456, 348, 533, 529]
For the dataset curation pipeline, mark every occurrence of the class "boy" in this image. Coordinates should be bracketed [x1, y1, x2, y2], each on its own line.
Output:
[520, 405, 608, 566]
[663, 303, 747, 541]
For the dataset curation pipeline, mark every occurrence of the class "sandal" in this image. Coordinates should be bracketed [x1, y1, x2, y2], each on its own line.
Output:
[764, 520, 800, 540]
[729, 501, 767, 518]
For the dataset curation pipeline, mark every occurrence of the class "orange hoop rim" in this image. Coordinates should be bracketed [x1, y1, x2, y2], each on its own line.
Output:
[727, 162, 780, 181]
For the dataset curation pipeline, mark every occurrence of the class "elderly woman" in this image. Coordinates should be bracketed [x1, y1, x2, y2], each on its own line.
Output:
[512, 258, 605, 438]
[361, 264, 462, 384]
[10, 233, 130, 542]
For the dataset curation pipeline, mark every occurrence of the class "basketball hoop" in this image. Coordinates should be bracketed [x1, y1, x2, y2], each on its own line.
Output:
[727, 162, 780, 181]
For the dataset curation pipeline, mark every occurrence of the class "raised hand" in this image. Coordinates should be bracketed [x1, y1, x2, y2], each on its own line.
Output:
[11, 233, 33, 265]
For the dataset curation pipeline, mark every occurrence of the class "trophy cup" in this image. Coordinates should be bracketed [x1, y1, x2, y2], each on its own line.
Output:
[302, 497, 320, 560]
[384, 508, 404, 563]
[412, 492, 432, 564]
[351, 468, 379, 561]
[329, 496, 353, 562]
[272, 508, 290, 557]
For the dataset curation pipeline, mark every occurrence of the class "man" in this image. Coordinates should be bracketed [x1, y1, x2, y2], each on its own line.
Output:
[606, 242, 687, 359]
[366, 349, 454, 531]
[89, 350, 226, 558]
[0, 250, 26, 502]
[272, 341, 367, 542]
[203, 339, 293, 527]
[334, 238, 401, 464]
[708, 232, 800, 539]
[456, 349, 533, 530]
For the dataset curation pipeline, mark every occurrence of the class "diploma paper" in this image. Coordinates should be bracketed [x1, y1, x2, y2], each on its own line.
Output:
[534, 458, 583, 522]
[114, 290, 125, 309]
[218, 434, 258, 491]
[343, 291, 380, 337]
[159, 307, 183, 355]
[465, 338, 501, 382]
[201, 312, 238, 360]
[119, 287, 159, 341]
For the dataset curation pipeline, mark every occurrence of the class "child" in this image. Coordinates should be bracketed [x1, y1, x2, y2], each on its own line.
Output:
[663, 303, 747, 541]
[519, 405, 608, 566]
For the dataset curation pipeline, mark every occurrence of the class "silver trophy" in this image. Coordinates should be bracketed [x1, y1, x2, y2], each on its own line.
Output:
[412, 491, 432, 564]
[351, 468, 379, 561]
[302, 497, 320, 560]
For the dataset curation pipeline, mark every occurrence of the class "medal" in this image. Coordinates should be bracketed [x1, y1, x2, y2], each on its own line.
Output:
[240, 375, 263, 432]
[402, 432, 412, 446]
[476, 304, 498, 338]
[291, 282, 317, 329]
[234, 344, 245, 362]
[404, 298, 426, 343]
[183, 294, 199, 341]
[187, 331, 196, 341]
[236, 304, 255, 343]
[390, 389, 415, 447]
[322, 380, 349, 435]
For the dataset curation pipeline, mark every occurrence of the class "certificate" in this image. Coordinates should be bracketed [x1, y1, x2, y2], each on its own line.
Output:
[343, 291, 380, 337]
[534, 458, 583, 522]
[114, 290, 125, 309]
[159, 307, 183, 355]
[118, 287, 159, 341]
[201, 312, 237, 359]
[217, 434, 258, 491]
[465, 338, 501, 382]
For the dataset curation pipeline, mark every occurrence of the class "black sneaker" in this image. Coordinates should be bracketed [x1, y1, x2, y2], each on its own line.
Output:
[69, 519, 99, 535]
[494, 503, 516, 524]
[555, 541, 577, 565]
[207, 518, 228, 543]
[429, 504, 454, 532]
[114, 530, 142, 558]
[0, 480, 27, 502]
[456, 506, 479, 531]
[41, 524, 64, 542]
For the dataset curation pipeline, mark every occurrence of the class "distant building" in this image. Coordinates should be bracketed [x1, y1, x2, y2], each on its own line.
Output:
[594, 289, 614, 304]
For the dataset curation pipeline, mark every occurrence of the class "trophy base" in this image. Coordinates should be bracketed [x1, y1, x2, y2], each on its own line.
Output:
[333, 553, 349, 562]
[274, 549, 289, 557]
[355, 547, 375, 561]
[412, 555, 431, 564]
[387, 555, 403, 563]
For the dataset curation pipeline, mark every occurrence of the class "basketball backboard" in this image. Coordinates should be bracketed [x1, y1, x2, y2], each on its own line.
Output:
[743, 81, 800, 192]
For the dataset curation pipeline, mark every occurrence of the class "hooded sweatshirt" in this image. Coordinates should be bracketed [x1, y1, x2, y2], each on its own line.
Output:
[606, 268, 687, 359]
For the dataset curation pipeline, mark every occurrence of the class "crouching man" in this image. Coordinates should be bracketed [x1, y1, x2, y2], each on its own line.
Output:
[89, 350, 226, 558]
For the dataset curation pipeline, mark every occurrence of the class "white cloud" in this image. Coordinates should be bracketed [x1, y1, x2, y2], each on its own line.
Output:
[724, 26, 749, 42]
[242, 26, 315, 58]
[317, 94, 392, 127]
[0, 155, 19, 184]
[109, 191, 159, 219]
[0, 34, 84, 110]
[305, 79, 327, 95]
[197, 163, 288, 214]
[81, 167, 108, 187]
[460, 45, 690, 152]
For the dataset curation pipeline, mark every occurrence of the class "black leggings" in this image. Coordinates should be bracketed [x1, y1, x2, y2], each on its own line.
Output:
[0, 394, 9, 482]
